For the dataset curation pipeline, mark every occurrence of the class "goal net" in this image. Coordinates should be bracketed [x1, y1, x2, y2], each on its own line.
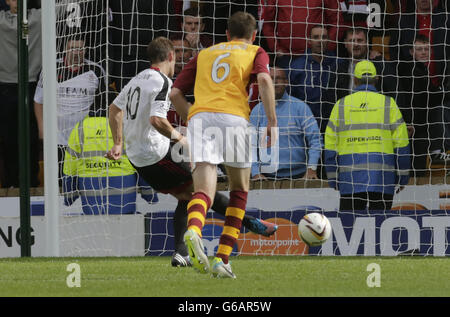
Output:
[36, 0, 449, 257]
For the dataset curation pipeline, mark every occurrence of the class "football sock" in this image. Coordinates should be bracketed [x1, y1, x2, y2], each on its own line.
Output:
[173, 200, 189, 256]
[211, 191, 254, 230]
[187, 192, 212, 238]
[216, 190, 248, 264]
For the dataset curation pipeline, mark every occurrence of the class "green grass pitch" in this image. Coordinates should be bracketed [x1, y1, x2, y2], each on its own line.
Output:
[0, 256, 448, 297]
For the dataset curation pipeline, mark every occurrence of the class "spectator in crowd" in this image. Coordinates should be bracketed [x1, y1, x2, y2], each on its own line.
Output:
[171, 35, 193, 78]
[389, 0, 450, 66]
[251, 67, 322, 180]
[337, 1, 394, 59]
[55, 0, 107, 68]
[335, 27, 400, 103]
[167, 35, 193, 128]
[63, 106, 158, 215]
[398, 34, 450, 174]
[109, 0, 177, 90]
[288, 25, 339, 134]
[325, 61, 410, 211]
[339, 0, 371, 29]
[339, 0, 390, 30]
[173, 0, 205, 29]
[34, 35, 113, 180]
[261, 0, 343, 68]
[199, 0, 259, 45]
[0, 0, 41, 187]
[181, 7, 213, 54]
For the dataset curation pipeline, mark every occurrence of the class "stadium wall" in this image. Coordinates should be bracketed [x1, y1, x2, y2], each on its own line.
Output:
[0, 185, 449, 257]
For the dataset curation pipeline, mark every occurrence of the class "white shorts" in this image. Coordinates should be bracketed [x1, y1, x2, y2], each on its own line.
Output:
[187, 112, 252, 168]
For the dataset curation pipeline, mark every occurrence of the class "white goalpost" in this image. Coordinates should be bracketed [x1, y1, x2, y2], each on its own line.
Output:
[41, 0, 60, 257]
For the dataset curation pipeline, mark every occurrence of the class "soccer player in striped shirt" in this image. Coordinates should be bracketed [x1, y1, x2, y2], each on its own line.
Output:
[107, 36, 278, 268]
[170, 12, 277, 278]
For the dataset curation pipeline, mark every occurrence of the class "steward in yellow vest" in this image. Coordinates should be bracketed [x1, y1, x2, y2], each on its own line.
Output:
[63, 111, 157, 214]
[324, 61, 410, 211]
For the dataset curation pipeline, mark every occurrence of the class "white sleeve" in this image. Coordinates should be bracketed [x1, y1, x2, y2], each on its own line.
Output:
[112, 87, 128, 111]
[33, 72, 44, 104]
[149, 75, 171, 118]
[150, 100, 170, 119]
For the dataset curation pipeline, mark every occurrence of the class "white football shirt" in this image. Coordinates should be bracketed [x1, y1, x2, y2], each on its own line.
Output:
[113, 68, 172, 167]
[34, 58, 105, 146]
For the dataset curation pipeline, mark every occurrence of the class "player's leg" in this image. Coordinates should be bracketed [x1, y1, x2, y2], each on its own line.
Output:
[367, 192, 393, 211]
[339, 192, 367, 211]
[131, 151, 193, 267]
[211, 192, 278, 237]
[183, 162, 217, 273]
[212, 166, 250, 278]
[171, 199, 190, 267]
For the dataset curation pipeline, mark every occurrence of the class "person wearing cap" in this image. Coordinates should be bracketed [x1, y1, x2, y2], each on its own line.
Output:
[324, 60, 410, 211]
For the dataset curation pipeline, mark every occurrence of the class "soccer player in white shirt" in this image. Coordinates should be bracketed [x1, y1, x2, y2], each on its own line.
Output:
[107, 37, 278, 267]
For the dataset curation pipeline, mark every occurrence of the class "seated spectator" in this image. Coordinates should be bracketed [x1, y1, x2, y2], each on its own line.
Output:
[0, 0, 41, 187]
[398, 34, 449, 173]
[288, 25, 339, 133]
[251, 67, 322, 180]
[181, 7, 213, 55]
[261, 0, 343, 68]
[389, 0, 449, 67]
[34, 35, 114, 180]
[63, 107, 158, 215]
[339, 0, 389, 30]
[171, 34, 193, 79]
[335, 27, 399, 103]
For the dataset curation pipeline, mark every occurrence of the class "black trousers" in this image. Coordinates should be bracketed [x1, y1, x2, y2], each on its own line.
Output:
[0, 82, 40, 188]
[339, 192, 394, 212]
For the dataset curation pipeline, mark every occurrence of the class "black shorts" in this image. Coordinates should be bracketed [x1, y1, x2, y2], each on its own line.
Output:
[131, 145, 193, 194]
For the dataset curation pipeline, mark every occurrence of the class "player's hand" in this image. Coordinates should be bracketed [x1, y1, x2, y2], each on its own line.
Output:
[38, 127, 43, 140]
[185, 32, 200, 48]
[302, 168, 318, 180]
[369, 49, 381, 60]
[252, 174, 267, 181]
[263, 121, 278, 148]
[176, 135, 189, 149]
[407, 125, 415, 138]
[275, 47, 288, 57]
[105, 144, 122, 161]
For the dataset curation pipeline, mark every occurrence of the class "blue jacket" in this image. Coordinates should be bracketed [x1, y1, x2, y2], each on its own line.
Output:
[250, 92, 322, 178]
[63, 116, 158, 215]
[288, 49, 338, 131]
[63, 174, 158, 215]
[324, 85, 411, 195]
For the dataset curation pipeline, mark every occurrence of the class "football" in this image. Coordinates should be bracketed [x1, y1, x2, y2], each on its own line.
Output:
[298, 213, 332, 247]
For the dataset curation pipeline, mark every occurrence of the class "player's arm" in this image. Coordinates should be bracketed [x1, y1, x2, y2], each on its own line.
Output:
[150, 116, 184, 143]
[106, 103, 124, 160]
[170, 54, 198, 122]
[34, 102, 44, 140]
[257, 72, 277, 147]
[33, 72, 44, 140]
[169, 87, 191, 123]
[152, 86, 185, 143]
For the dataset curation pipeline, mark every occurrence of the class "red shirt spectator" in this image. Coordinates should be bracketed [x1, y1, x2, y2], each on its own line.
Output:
[416, 12, 438, 86]
[261, 0, 343, 56]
